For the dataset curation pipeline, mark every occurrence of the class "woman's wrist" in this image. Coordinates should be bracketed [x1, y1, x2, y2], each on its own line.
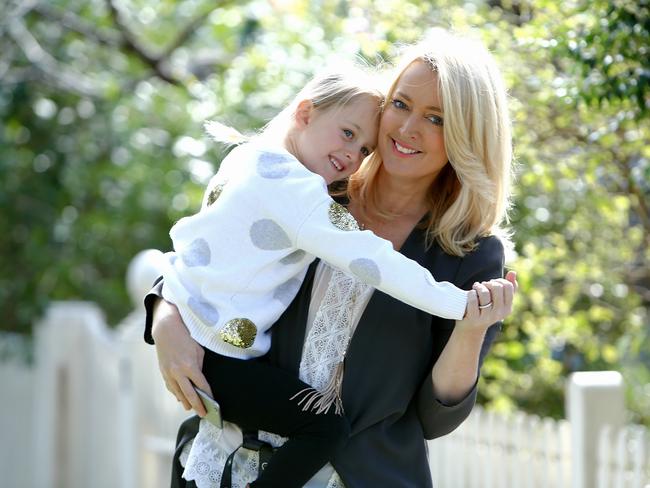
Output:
[151, 298, 180, 343]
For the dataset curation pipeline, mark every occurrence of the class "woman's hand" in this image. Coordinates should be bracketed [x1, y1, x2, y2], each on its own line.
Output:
[151, 298, 213, 416]
[458, 270, 517, 332]
[431, 271, 518, 404]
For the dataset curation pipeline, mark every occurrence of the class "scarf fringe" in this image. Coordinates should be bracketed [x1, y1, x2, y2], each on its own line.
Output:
[289, 361, 345, 416]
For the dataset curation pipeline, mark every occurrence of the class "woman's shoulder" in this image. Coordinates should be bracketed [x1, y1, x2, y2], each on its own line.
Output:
[471, 234, 506, 259]
[455, 234, 507, 285]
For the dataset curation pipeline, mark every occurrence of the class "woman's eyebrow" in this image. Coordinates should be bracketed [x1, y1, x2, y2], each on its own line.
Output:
[395, 91, 442, 113]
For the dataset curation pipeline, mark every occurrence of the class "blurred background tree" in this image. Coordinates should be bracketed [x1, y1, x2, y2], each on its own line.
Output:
[1, 0, 648, 425]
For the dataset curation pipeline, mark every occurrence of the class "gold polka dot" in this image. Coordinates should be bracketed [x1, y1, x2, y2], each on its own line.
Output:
[328, 202, 359, 231]
[219, 318, 257, 349]
[206, 182, 226, 206]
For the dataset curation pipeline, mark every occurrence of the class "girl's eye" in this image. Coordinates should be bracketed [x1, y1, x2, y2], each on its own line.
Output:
[391, 99, 407, 110]
[343, 129, 354, 139]
[427, 115, 444, 127]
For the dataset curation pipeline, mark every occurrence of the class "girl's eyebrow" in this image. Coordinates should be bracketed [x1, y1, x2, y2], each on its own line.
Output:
[395, 91, 442, 113]
[344, 121, 363, 133]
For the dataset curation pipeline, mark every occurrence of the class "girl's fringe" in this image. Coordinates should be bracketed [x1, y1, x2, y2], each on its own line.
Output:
[289, 361, 345, 416]
[203, 120, 249, 146]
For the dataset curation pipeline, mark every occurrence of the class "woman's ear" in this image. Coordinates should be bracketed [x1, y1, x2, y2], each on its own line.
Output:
[294, 99, 314, 129]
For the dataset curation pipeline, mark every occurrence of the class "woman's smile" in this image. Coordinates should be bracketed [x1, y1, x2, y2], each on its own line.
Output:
[391, 138, 421, 156]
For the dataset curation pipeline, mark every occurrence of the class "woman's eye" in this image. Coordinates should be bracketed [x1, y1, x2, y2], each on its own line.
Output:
[427, 115, 444, 127]
[343, 129, 354, 139]
[360, 147, 370, 157]
[391, 99, 407, 110]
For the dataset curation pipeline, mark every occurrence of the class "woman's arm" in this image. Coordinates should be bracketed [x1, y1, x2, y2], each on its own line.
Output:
[146, 288, 213, 416]
[416, 236, 515, 438]
[431, 272, 516, 404]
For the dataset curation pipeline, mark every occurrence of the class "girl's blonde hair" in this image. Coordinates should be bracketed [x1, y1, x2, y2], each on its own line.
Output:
[206, 64, 384, 146]
[347, 28, 514, 257]
[262, 64, 383, 141]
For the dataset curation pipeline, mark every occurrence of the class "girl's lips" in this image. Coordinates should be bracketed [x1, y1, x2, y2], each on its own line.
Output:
[329, 155, 344, 171]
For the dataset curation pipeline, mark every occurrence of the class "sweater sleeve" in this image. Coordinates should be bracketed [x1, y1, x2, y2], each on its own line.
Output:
[416, 235, 505, 439]
[295, 200, 469, 320]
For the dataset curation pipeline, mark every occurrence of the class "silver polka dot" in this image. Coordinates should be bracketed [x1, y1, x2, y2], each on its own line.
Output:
[257, 152, 292, 179]
[279, 250, 306, 265]
[250, 219, 291, 250]
[188, 297, 220, 326]
[349, 258, 381, 287]
[328, 202, 360, 231]
[273, 278, 302, 306]
[181, 238, 211, 267]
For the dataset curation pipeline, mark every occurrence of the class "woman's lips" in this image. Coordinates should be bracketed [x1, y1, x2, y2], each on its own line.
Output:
[391, 138, 420, 157]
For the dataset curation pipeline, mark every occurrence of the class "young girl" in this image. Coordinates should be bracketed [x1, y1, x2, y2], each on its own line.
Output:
[161, 67, 478, 487]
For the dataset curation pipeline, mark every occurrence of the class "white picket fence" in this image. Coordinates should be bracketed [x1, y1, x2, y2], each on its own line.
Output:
[1, 249, 649, 488]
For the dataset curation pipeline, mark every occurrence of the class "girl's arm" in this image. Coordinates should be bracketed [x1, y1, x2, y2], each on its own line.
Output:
[295, 201, 469, 320]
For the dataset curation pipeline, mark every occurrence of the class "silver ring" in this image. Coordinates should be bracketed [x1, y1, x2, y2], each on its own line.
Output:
[478, 301, 493, 310]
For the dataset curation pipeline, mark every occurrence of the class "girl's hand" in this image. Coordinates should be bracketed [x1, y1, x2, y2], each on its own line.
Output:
[458, 270, 517, 331]
[152, 299, 213, 417]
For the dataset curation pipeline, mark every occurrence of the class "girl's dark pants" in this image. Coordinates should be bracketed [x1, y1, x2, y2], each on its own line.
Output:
[201, 347, 350, 488]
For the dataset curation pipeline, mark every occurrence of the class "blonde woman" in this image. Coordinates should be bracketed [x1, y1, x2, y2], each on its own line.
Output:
[147, 28, 517, 488]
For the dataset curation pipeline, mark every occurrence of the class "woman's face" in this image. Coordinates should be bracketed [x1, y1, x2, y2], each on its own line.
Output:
[378, 60, 448, 185]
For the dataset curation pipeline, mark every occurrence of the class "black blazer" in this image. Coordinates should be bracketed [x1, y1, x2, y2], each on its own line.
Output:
[144, 229, 504, 487]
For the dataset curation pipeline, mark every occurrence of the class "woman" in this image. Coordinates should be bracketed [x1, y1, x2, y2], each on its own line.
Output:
[145, 28, 517, 487]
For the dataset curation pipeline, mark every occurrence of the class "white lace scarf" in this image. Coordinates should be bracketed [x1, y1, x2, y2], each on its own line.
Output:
[292, 266, 371, 414]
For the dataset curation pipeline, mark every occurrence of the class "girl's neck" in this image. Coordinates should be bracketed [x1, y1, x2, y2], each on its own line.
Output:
[282, 131, 300, 161]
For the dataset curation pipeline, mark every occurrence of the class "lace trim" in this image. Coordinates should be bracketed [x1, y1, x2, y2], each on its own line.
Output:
[182, 420, 258, 488]
[297, 265, 371, 413]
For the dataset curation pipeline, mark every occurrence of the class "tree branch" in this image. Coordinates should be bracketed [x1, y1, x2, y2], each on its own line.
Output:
[105, 0, 182, 86]
[7, 19, 105, 97]
[33, 4, 121, 47]
[160, 4, 222, 59]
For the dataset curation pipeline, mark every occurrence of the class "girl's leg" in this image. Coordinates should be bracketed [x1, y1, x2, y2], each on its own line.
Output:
[202, 349, 349, 488]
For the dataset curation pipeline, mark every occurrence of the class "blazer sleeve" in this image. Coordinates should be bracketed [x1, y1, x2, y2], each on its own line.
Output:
[416, 235, 505, 439]
[143, 276, 164, 345]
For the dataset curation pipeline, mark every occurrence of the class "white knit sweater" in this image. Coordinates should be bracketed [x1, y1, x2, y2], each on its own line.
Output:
[161, 142, 468, 359]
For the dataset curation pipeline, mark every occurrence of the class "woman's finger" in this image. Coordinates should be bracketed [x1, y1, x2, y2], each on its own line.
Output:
[168, 377, 192, 411]
[472, 282, 491, 305]
[505, 270, 518, 293]
[483, 280, 504, 312]
[177, 376, 207, 416]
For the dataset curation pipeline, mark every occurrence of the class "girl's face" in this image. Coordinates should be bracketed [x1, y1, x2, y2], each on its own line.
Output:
[378, 61, 448, 185]
[294, 95, 379, 185]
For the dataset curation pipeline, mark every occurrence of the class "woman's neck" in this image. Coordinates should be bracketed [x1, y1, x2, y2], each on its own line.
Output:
[368, 169, 431, 219]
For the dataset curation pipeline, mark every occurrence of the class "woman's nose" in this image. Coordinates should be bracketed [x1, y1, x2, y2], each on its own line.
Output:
[399, 115, 418, 139]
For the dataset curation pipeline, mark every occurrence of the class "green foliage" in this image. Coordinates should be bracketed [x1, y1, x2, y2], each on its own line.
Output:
[2, 0, 648, 425]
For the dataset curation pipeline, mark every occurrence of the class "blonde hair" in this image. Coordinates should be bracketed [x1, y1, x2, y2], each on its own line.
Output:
[347, 28, 514, 256]
[262, 65, 383, 141]
[206, 64, 383, 151]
